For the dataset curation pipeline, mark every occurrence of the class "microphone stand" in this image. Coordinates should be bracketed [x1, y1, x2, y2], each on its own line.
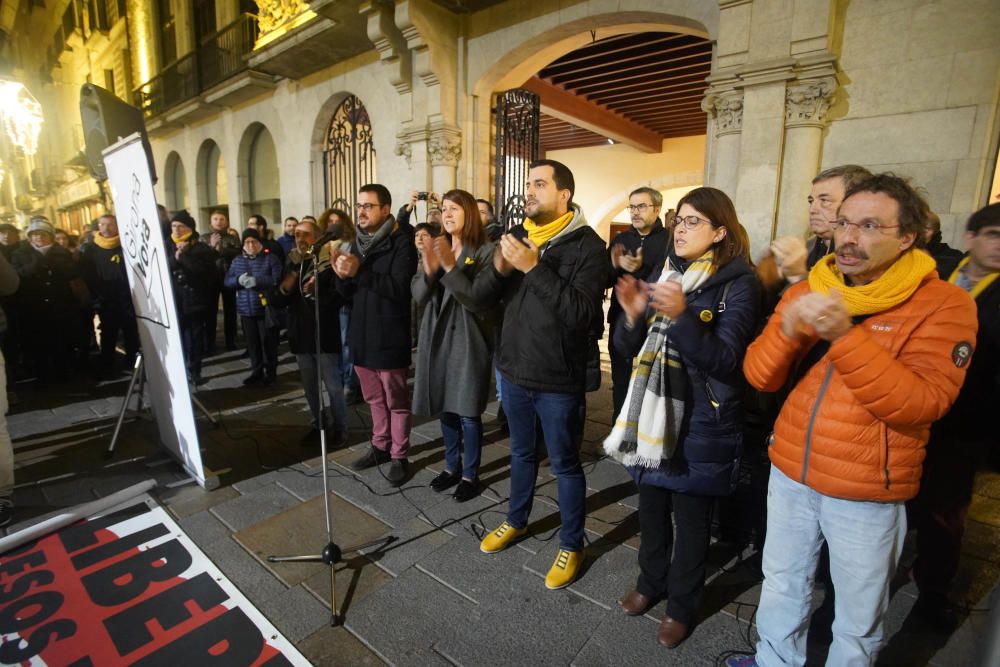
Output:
[267, 251, 393, 626]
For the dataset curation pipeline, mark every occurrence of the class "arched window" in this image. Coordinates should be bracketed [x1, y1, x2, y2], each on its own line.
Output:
[164, 152, 187, 211]
[198, 140, 227, 227]
[242, 124, 280, 225]
[323, 95, 375, 211]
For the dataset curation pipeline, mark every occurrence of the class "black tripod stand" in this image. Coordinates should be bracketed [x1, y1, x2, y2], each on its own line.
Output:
[267, 249, 392, 625]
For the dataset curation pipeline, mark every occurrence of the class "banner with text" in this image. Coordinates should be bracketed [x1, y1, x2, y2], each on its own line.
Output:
[0, 495, 309, 666]
[103, 134, 206, 486]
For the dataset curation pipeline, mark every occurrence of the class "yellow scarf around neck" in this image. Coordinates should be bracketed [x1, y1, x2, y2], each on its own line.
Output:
[171, 230, 193, 244]
[949, 256, 999, 300]
[523, 210, 574, 248]
[93, 234, 120, 250]
[807, 249, 936, 316]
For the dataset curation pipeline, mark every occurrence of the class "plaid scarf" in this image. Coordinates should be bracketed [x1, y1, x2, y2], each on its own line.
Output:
[604, 251, 715, 469]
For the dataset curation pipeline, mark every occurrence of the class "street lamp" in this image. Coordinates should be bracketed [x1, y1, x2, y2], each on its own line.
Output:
[0, 79, 44, 156]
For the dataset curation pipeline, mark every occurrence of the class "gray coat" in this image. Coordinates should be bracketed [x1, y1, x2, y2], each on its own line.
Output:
[411, 242, 496, 417]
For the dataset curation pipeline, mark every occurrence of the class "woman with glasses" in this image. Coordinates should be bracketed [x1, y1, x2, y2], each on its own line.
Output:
[411, 189, 496, 502]
[605, 187, 761, 648]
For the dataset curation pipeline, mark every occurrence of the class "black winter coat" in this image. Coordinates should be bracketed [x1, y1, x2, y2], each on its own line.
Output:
[168, 236, 220, 317]
[271, 263, 342, 355]
[606, 222, 670, 328]
[335, 219, 417, 369]
[473, 213, 607, 393]
[78, 241, 133, 314]
[11, 243, 79, 324]
[614, 256, 762, 496]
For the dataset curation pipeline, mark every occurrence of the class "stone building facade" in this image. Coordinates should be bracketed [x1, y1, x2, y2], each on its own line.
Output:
[5, 0, 999, 251]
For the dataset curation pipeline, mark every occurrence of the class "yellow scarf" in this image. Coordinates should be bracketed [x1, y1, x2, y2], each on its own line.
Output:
[523, 210, 574, 248]
[93, 234, 120, 250]
[948, 256, 999, 300]
[807, 249, 936, 316]
[171, 230, 193, 244]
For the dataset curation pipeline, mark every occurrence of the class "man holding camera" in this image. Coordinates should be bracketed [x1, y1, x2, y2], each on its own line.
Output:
[333, 184, 417, 487]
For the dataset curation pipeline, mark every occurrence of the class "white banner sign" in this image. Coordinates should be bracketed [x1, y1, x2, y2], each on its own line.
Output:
[102, 134, 207, 487]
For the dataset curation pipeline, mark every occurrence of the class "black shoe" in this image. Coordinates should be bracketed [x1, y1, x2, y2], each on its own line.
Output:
[386, 459, 409, 487]
[350, 447, 390, 471]
[329, 429, 348, 449]
[430, 470, 461, 492]
[914, 592, 960, 633]
[345, 387, 363, 405]
[243, 374, 264, 386]
[192, 375, 208, 387]
[262, 375, 276, 386]
[300, 428, 321, 447]
[0, 497, 13, 528]
[453, 478, 480, 502]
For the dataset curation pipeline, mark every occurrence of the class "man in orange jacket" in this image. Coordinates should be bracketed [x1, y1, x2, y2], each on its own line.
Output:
[732, 174, 978, 667]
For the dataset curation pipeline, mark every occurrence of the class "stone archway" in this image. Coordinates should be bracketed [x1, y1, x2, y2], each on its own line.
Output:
[465, 5, 718, 198]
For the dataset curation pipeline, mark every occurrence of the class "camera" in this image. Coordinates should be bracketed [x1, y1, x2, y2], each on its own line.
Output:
[417, 192, 430, 201]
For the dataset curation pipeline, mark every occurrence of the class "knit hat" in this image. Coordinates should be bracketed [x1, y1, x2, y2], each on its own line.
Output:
[28, 216, 55, 237]
[242, 228, 261, 243]
[0, 223, 17, 233]
[170, 209, 197, 231]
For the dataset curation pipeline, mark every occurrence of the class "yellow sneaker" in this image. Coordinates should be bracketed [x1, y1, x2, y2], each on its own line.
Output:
[480, 521, 527, 554]
[545, 548, 582, 590]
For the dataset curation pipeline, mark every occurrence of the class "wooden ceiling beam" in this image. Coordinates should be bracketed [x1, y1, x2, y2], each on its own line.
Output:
[570, 62, 710, 94]
[544, 41, 711, 83]
[523, 76, 662, 153]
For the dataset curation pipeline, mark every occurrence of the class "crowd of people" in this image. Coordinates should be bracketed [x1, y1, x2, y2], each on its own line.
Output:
[0, 157, 996, 666]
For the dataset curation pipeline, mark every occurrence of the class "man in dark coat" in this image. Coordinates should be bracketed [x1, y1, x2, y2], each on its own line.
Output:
[11, 216, 83, 381]
[273, 220, 347, 447]
[205, 209, 241, 353]
[333, 184, 416, 486]
[607, 186, 670, 419]
[911, 202, 1000, 630]
[474, 160, 606, 591]
[168, 210, 219, 385]
[78, 214, 139, 377]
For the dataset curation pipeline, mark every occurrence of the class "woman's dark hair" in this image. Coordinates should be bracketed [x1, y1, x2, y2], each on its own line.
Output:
[442, 189, 487, 250]
[674, 187, 751, 269]
[317, 208, 356, 244]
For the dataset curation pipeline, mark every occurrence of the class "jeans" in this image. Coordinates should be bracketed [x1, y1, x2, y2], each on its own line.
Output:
[440, 412, 482, 480]
[609, 344, 633, 421]
[500, 375, 586, 551]
[355, 365, 411, 459]
[635, 485, 714, 625]
[339, 306, 358, 391]
[755, 466, 906, 667]
[297, 353, 347, 432]
[97, 307, 140, 371]
[495, 368, 503, 402]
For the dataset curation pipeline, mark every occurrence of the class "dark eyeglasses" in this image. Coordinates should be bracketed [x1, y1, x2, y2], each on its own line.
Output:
[670, 214, 712, 230]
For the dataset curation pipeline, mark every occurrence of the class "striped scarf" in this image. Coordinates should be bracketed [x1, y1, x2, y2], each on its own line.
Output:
[604, 251, 715, 468]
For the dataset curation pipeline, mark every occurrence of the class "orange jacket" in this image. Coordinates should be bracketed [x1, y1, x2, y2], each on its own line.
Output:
[744, 276, 977, 502]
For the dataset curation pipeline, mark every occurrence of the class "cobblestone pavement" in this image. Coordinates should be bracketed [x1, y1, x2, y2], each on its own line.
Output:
[4, 341, 996, 666]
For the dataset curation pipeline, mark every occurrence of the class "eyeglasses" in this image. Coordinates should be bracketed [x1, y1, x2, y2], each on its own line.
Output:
[355, 203, 380, 212]
[833, 219, 900, 236]
[627, 204, 657, 213]
[670, 214, 712, 230]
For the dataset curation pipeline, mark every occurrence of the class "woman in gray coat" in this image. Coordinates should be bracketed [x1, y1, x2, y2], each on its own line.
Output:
[412, 189, 495, 502]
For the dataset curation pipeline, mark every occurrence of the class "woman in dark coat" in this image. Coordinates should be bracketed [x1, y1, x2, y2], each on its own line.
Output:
[605, 187, 761, 649]
[411, 189, 495, 502]
[168, 210, 219, 385]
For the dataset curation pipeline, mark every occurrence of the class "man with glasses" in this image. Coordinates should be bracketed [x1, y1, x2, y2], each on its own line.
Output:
[333, 184, 417, 487]
[910, 202, 1000, 631]
[607, 187, 669, 419]
[475, 160, 606, 591]
[733, 174, 978, 667]
[769, 165, 872, 285]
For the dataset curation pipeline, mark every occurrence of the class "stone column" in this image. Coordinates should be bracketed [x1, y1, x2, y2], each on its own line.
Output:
[428, 124, 461, 194]
[702, 88, 744, 196]
[775, 75, 837, 238]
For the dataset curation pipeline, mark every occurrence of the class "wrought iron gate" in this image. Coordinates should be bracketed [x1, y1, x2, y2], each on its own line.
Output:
[323, 95, 376, 212]
[493, 89, 540, 229]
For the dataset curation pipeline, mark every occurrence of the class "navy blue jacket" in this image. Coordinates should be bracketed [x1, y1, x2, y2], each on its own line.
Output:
[614, 256, 762, 496]
[225, 252, 283, 318]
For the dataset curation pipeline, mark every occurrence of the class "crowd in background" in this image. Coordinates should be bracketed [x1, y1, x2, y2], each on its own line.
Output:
[0, 156, 997, 667]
